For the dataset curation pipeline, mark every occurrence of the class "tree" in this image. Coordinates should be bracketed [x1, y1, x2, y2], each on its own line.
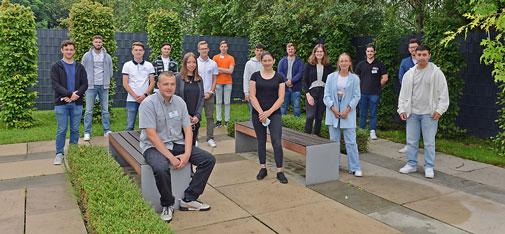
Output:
[147, 9, 182, 61]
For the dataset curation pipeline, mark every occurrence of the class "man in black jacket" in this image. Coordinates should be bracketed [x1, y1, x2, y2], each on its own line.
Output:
[51, 40, 88, 165]
[153, 43, 178, 92]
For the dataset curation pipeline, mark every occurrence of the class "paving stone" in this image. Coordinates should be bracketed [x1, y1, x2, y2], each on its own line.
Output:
[170, 186, 250, 231]
[0, 216, 24, 234]
[0, 174, 66, 192]
[0, 143, 26, 157]
[0, 158, 64, 180]
[461, 184, 505, 205]
[369, 206, 469, 234]
[25, 208, 86, 234]
[209, 159, 270, 188]
[0, 189, 24, 220]
[198, 139, 236, 155]
[27, 140, 55, 154]
[405, 191, 505, 234]
[256, 200, 400, 234]
[309, 180, 398, 214]
[177, 217, 274, 234]
[435, 153, 491, 175]
[26, 183, 77, 216]
[213, 153, 246, 164]
[218, 179, 331, 215]
[89, 136, 109, 147]
[454, 166, 505, 190]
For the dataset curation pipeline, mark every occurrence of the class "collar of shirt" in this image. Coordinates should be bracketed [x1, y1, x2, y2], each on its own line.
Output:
[156, 92, 173, 105]
[133, 60, 145, 65]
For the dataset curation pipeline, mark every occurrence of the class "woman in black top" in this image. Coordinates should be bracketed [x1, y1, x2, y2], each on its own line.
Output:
[176, 52, 205, 146]
[249, 51, 288, 184]
[303, 44, 334, 136]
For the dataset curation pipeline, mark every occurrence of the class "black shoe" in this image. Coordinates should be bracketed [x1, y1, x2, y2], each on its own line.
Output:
[277, 172, 288, 184]
[215, 121, 222, 128]
[256, 168, 267, 180]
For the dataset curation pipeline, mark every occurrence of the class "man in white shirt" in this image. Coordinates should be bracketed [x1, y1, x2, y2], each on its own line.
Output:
[243, 44, 264, 115]
[197, 41, 219, 147]
[122, 41, 155, 131]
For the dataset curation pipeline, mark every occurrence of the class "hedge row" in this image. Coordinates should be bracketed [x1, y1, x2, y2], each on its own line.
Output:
[66, 145, 172, 234]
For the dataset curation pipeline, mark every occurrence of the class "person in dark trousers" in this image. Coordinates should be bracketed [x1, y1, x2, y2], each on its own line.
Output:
[51, 40, 88, 165]
[355, 44, 388, 140]
[303, 44, 334, 136]
[278, 42, 304, 117]
[139, 71, 215, 222]
[249, 51, 288, 184]
[175, 52, 205, 146]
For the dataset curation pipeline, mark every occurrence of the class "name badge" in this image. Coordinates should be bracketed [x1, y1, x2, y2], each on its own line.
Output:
[371, 70, 378, 74]
[168, 110, 179, 118]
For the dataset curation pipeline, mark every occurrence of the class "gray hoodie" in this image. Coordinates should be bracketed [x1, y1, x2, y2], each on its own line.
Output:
[243, 57, 262, 95]
[82, 47, 113, 89]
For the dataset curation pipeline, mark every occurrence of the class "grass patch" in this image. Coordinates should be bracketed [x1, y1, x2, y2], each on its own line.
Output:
[67, 145, 172, 233]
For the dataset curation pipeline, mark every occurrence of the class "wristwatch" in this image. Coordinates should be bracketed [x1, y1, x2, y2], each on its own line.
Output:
[144, 93, 148, 97]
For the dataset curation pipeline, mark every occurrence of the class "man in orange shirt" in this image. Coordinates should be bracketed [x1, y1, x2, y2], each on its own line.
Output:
[212, 40, 235, 127]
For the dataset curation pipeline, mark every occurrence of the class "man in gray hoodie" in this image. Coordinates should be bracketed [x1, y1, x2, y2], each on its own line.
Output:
[81, 35, 114, 141]
[397, 45, 449, 179]
[243, 44, 264, 114]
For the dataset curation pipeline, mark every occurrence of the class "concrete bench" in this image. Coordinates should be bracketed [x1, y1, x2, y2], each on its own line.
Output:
[108, 131, 191, 211]
[235, 121, 340, 185]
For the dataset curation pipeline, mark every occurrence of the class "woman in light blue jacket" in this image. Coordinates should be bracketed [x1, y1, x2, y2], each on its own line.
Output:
[323, 53, 362, 177]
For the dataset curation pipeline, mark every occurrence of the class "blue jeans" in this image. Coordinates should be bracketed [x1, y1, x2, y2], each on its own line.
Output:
[55, 103, 83, 155]
[328, 126, 361, 172]
[84, 85, 110, 134]
[359, 94, 380, 130]
[406, 114, 438, 168]
[126, 101, 140, 131]
[216, 84, 232, 122]
[281, 89, 301, 117]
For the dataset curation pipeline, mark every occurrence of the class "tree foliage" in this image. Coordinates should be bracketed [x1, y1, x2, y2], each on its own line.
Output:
[146, 9, 182, 62]
[0, 0, 38, 128]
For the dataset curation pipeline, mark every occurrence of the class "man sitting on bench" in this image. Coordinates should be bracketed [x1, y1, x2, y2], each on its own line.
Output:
[139, 71, 216, 222]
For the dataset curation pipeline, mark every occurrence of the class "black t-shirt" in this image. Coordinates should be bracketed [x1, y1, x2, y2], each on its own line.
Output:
[183, 76, 200, 116]
[250, 71, 284, 115]
[355, 59, 387, 95]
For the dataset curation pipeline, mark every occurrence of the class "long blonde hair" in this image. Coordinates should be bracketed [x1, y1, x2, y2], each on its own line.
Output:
[180, 52, 202, 82]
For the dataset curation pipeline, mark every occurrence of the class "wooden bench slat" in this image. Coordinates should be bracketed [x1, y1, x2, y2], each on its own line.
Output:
[109, 132, 143, 175]
[120, 131, 142, 153]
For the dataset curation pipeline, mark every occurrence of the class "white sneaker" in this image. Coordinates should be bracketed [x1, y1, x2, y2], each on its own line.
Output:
[207, 139, 217, 148]
[354, 170, 363, 177]
[195, 140, 199, 147]
[160, 206, 174, 222]
[399, 164, 417, 174]
[425, 168, 435, 178]
[53, 153, 64, 165]
[104, 131, 112, 137]
[398, 145, 407, 153]
[83, 133, 91, 141]
[370, 130, 378, 140]
[179, 199, 211, 211]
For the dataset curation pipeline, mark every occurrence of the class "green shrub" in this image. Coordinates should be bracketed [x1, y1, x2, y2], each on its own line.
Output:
[0, 0, 38, 128]
[67, 145, 172, 233]
[227, 118, 250, 138]
[147, 9, 182, 62]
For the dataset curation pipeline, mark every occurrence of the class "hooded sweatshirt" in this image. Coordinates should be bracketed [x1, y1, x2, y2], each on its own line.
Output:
[243, 57, 262, 96]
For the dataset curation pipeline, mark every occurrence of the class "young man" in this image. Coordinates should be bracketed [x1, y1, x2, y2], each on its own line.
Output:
[82, 35, 113, 141]
[355, 44, 388, 140]
[51, 40, 88, 165]
[397, 45, 449, 179]
[278, 42, 304, 117]
[212, 40, 235, 127]
[398, 38, 420, 153]
[197, 41, 219, 147]
[153, 42, 178, 92]
[122, 41, 155, 131]
[243, 43, 264, 114]
[139, 71, 215, 222]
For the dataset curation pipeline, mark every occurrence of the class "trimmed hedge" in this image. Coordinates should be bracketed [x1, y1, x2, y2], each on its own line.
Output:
[67, 145, 172, 233]
[147, 9, 182, 62]
[227, 115, 368, 153]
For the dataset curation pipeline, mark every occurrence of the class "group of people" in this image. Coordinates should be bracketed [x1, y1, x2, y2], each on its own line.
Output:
[51, 35, 449, 222]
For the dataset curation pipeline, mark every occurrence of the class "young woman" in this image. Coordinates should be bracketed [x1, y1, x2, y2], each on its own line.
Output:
[303, 44, 334, 136]
[323, 53, 362, 177]
[249, 51, 288, 184]
[176, 52, 205, 146]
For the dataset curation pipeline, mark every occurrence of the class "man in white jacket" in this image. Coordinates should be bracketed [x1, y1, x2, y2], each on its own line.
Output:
[243, 44, 264, 115]
[397, 45, 449, 179]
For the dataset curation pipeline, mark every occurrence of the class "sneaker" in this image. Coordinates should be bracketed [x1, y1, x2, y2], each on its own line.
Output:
[179, 199, 211, 211]
[398, 145, 407, 153]
[53, 153, 64, 165]
[83, 133, 91, 141]
[160, 206, 174, 222]
[399, 164, 417, 174]
[276, 172, 288, 184]
[370, 130, 378, 140]
[256, 168, 267, 180]
[104, 131, 112, 137]
[354, 170, 363, 177]
[207, 139, 217, 148]
[215, 121, 222, 128]
[195, 140, 199, 147]
[425, 167, 435, 179]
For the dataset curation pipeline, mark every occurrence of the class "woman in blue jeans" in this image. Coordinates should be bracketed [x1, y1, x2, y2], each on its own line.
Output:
[323, 53, 362, 177]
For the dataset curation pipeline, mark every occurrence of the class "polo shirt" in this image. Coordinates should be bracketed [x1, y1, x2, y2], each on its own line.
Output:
[212, 54, 235, 85]
[355, 59, 387, 95]
[122, 60, 155, 102]
[138, 93, 191, 154]
[198, 56, 219, 93]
